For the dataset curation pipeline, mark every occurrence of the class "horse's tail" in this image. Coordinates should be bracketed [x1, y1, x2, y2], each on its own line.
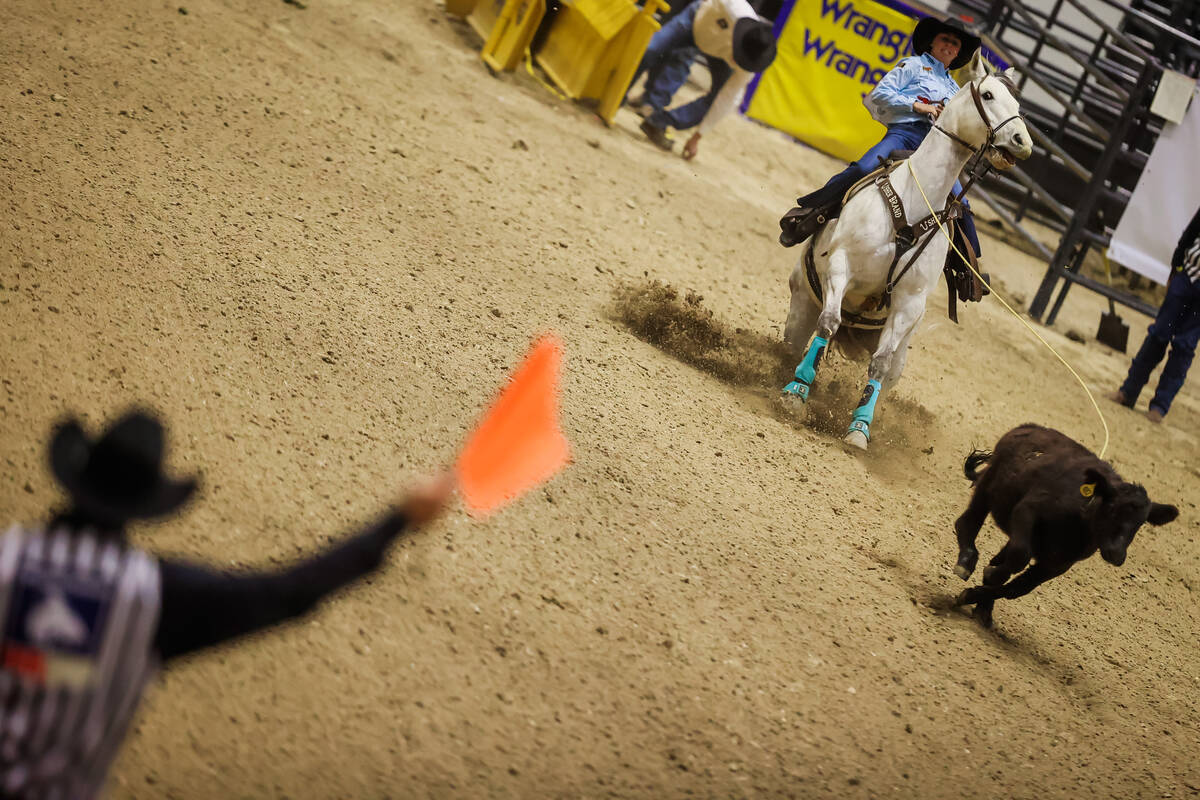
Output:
[963, 449, 992, 482]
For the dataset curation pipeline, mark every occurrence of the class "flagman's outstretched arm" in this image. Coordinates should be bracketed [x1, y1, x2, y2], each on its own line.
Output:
[154, 474, 453, 661]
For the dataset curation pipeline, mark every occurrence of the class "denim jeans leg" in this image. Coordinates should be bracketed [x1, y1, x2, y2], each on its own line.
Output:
[656, 56, 730, 131]
[1121, 334, 1169, 405]
[959, 208, 982, 258]
[629, 5, 698, 103]
[798, 122, 929, 209]
[643, 47, 698, 110]
[1120, 273, 1192, 403]
[1149, 278, 1200, 414]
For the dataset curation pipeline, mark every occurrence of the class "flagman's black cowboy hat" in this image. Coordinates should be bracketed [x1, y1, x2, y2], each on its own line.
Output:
[911, 15, 981, 70]
[50, 410, 198, 522]
[731, 17, 777, 74]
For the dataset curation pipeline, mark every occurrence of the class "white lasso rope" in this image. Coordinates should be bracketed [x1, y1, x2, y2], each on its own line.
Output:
[906, 158, 1111, 459]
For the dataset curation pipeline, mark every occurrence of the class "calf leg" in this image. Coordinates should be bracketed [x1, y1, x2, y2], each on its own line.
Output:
[980, 503, 1035, 587]
[955, 560, 1072, 628]
[982, 540, 1032, 586]
[953, 484, 992, 580]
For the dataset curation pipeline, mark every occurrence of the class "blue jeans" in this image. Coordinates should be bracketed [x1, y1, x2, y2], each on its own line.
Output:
[798, 121, 982, 258]
[630, 3, 732, 132]
[641, 46, 699, 111]
[798, 122, 932, 209]
[1119, 271, 1200, 415]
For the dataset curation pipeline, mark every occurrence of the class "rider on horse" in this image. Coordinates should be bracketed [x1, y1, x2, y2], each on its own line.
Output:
[778, 16, 985, 270]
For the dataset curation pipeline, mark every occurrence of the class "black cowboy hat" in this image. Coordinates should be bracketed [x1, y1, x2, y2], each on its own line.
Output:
[911, 15, 981, 71]
[50, 409, 198, 522]
[731, 17, 777, 74]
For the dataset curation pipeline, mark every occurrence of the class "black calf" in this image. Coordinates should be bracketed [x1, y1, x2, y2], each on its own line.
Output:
[952, 424, 1178, 627]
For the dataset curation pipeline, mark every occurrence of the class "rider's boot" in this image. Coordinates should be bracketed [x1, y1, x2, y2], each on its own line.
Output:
[779, 204, 833, 248]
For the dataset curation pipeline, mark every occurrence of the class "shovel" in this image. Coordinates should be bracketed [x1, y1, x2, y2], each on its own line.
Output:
[1096, 254, 1129, 353]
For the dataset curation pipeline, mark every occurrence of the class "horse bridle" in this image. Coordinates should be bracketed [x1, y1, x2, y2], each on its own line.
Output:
[932, 79, 1022, 163]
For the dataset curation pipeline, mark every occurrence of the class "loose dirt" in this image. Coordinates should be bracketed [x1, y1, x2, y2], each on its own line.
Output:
[1, 1, 1197, 797]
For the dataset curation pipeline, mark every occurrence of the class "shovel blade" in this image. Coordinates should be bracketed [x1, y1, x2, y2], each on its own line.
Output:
[1097, 311, 1129, 353]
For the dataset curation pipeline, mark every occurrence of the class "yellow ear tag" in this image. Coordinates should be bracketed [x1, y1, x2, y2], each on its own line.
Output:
[1080, 483, 1096, 498]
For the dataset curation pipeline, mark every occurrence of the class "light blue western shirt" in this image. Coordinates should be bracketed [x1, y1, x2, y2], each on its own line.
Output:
[863, 52, 963, 126]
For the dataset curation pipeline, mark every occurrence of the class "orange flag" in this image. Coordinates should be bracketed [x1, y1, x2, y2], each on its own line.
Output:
[456, 335, 571, 516]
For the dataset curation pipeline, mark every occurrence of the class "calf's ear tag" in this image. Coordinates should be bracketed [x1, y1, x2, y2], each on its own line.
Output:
[1080, 483, 1096, 498]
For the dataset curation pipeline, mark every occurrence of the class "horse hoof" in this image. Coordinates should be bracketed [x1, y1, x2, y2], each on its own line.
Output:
[782, 381, 810, 403]
[953, 564, 973, 580]
[843, 430, 868, 450]
[843, 421, 869, 450]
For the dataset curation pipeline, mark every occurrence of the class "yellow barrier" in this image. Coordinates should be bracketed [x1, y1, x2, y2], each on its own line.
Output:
[465, 0, 504, 39]
[592, 0, 669, 123]
[535, 0, 668, 124]
[537, 0, 637, 99]
[481, 0, 546, 73]
[444, 0, 478, 18]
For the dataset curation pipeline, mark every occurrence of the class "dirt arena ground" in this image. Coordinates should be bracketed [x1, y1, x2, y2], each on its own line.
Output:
[2, 1, 1198, 797]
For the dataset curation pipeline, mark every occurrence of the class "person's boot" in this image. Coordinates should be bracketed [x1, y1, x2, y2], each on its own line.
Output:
[625, 93, 656, 118]
[1108, 389, 1134, 408]
[778, 205, 830, 247]
[639, 119, 674, 151]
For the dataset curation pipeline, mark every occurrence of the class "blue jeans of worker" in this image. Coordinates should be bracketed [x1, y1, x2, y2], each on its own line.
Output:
[644, 56, 731, 131]
[1119, 271, 1200, 416]
[630, 3, 733, 132]
[797, 120, 983, 259]
[629, 3, 699, 106]
[640, 46, 699, 111]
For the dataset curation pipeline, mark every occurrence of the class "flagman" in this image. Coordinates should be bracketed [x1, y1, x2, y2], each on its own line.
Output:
[0, 409, 452, 798]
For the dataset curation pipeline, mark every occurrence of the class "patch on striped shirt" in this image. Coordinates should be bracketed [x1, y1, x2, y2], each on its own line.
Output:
[2, 565, 111, 688]
[1184, 237, 1200, 283]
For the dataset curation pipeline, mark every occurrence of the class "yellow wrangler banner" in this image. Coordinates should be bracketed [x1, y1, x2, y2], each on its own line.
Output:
[746, 0, 917, 163]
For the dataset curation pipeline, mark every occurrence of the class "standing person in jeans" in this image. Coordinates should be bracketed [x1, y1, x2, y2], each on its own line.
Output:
[0, 408, 453, 797]
[778, 15, 983, 260]
[630, 0, 776, 160]
[1112, 206, 1200, 423]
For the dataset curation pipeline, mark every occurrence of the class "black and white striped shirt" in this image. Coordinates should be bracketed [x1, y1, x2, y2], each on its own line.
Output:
[1, 508, 412, 797]
[1171, 206, 1200, 284]
[1183, 237, 1200, 284]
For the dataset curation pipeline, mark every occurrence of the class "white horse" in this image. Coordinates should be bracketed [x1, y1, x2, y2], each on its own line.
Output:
[782, 64, 1032, 450]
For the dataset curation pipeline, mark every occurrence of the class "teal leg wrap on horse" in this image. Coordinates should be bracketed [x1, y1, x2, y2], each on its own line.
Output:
[847, 379, 883, 439]
[782, 336, 828, 401]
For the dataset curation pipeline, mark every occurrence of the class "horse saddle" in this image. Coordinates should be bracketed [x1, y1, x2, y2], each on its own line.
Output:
[779, 153, 913, 247]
